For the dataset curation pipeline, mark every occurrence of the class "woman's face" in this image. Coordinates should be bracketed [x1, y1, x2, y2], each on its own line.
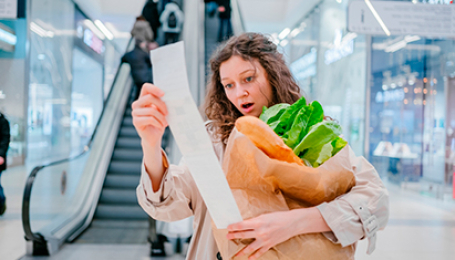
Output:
[220, 55, 273, 117]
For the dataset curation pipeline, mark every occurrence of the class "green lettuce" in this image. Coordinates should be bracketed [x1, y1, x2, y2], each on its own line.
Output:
[293, 121, 342, 156]
[259, 96, 347, 167]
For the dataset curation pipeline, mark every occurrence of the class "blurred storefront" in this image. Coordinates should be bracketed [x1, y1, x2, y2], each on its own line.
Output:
[284, 0, 454, 200]
[0, 0, 27, 167]
[0, 0, 123, 167]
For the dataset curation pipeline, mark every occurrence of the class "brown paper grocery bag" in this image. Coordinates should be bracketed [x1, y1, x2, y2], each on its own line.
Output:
[212, 129, 356, 260]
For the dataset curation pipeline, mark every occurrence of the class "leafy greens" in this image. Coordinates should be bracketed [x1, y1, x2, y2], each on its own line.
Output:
[260, 96, 347, 167]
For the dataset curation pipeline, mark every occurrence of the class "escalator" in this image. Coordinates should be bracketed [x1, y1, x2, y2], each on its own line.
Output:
[21, 56, 171, 257]
[21, 55, 138, 255]
[73, 96, 152, 245]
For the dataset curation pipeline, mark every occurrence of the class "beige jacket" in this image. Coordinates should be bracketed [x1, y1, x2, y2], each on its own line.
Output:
[136, 134, 389, 260]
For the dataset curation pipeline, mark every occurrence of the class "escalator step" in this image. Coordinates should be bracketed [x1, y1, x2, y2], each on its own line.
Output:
[122, 117, 133, 126]
[125, 108, 132, 116]
[104, 175, 141, 189]
[116, 137, 142, 149]
[94, 205, 148, 220]
[112, 149, 143, 161]
[108, 161, 142, 175]
[99, 189, 138, 205]
[119, 126, 139, 138]
[74, 220, 148, 244]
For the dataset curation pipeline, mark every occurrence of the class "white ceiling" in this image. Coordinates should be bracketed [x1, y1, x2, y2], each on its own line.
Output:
[237, 0, 320, 34]
[74, 0, 146, 34]
[71, 0, 321, 44]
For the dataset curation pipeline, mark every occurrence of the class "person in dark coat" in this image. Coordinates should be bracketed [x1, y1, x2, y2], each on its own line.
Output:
[216, 0, 233, 42]
[122, 41, 159, 100]
[142, 0, 161, 39]
[0, 113, 10, 216]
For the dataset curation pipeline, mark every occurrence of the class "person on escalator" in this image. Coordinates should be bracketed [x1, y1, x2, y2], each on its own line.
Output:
[216, 0, 233, 42]
[122, 40, 153, 101]
[141, 0, 161, 41]
[122, 19, 159, 100]
[0, 112, 10, 216]
[160, 1, 184, 45]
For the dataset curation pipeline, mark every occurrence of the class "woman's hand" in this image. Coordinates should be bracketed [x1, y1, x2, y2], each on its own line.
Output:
[226, 211, 299, 260]
[226, 208, 331, 260]
[132, 83, 169, 149]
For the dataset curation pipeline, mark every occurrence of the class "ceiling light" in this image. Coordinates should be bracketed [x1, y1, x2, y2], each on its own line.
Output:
[290, 28, 301, 38]
[95, 20, 114, 40]
[279, 28, 291, 40]
[83, 20, 105, 40]
[0, 27, 17, 45]
[280, 39, 289, 47]
[385, 40, 407, 52]
[30, 22, 54, 38]
[404, 35, 420, 43]
[365, 0, 390, 36]
[342, 32, 358, 43]
[31, 21, 55, 38]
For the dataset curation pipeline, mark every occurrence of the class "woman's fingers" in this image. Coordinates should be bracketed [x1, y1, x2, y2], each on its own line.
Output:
[133, 115, 166, 129]
[247, 246, 269, 260]
[133, 106, 168, 127]
[226, 230, 256, 240]
[140, 83, 164, 98]
[227, 218, 260, 232]
[234, 239, 269, 260]
[132, 94, 168, 116]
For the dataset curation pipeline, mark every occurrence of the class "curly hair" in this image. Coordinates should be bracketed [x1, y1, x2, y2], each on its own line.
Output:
[204, 32, 302, 144]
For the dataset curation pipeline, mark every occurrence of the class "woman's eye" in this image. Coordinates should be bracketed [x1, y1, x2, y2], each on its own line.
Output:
[245, 76, 253, 82]
[225, 83, 233, 89]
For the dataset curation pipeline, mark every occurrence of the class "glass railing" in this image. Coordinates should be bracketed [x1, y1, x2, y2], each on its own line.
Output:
[22, 38, 135, 256]
[231, 0, 246, 34]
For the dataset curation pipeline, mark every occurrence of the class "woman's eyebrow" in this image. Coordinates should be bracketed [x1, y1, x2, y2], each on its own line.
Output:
[239, 69, 255, 75]
[220, 77, 230, 82]
[221, 69, 255, 81]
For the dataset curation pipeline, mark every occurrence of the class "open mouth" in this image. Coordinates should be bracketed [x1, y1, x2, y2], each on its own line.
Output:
[241, 103, 254, 109]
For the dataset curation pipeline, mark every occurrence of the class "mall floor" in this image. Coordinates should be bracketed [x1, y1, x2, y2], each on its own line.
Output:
[1, 166, 454, 260]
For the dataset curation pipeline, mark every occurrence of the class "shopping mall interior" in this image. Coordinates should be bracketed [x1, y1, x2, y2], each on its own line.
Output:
[0, 0, 454, 259]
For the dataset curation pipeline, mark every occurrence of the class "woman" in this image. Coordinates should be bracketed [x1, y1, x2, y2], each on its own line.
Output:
[133, 33, 389, 259]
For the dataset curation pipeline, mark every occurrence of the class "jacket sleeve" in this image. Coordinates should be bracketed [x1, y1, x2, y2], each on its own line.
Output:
[316, 146, 389, 255]
[0, 116, 10, 158]
[136, 150, 198, 222]
[136, 123, 224, 223]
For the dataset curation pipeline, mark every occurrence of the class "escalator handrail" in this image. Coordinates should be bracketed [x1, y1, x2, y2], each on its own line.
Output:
[22, 37, 134, 244]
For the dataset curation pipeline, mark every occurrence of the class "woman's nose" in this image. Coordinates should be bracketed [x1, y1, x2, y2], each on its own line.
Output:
[236, 85, 248, 98]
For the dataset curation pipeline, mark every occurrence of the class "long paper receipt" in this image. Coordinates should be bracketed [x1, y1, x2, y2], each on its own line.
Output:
[150, 42, 243, 229]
